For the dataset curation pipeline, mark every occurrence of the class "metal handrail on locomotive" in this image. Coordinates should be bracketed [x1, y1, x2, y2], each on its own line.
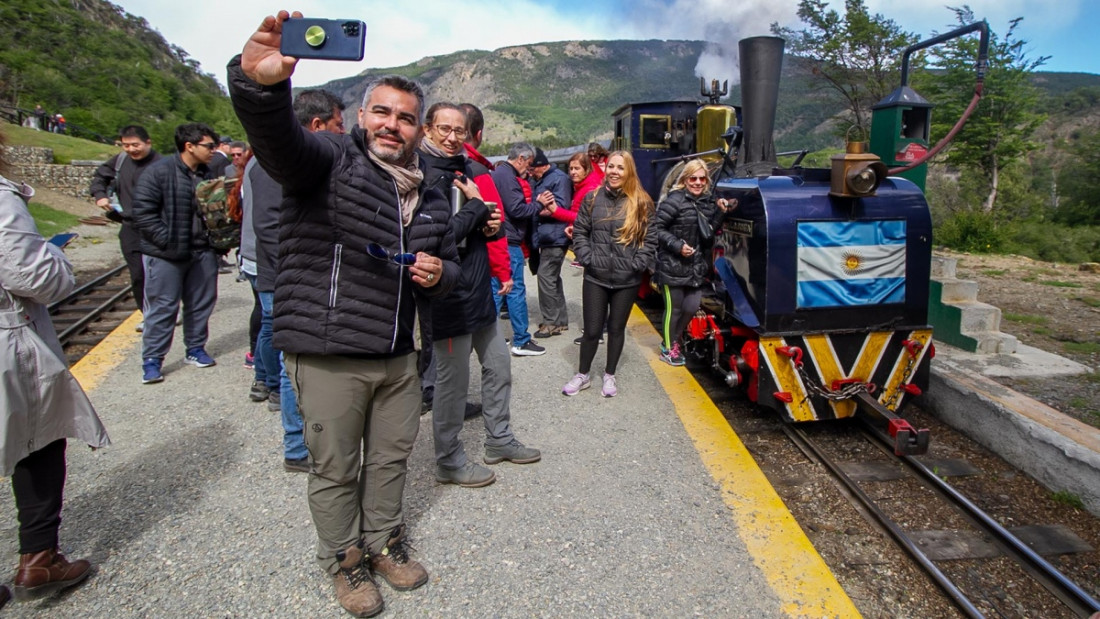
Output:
[609, 34, 991, 456]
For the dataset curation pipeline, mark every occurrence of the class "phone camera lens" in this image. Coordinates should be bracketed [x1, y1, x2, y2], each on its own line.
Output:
[342, 22, 359, 36]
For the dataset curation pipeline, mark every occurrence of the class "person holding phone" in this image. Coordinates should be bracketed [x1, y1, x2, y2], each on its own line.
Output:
[88, 125, 162, 330]
[0, 130, 110, 603]
[229, 11, 460, 617]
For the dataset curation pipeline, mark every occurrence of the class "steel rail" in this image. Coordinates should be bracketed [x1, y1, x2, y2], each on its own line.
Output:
[860, 425, 1100, 617]
[56, 285, 134, 346]
[47, 264, 128, 313]
[780, 424, 985, 618]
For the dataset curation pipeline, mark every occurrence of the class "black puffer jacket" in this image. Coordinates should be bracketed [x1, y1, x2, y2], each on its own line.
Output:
[419, 149, 503, 340]
[572, 185, 657, 290]
[228, 56, 459, 357]
[653, 189, 725, 287]
[132, 154, 214, 260]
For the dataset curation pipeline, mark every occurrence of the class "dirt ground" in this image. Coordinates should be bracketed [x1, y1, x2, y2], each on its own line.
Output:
[941, 249, 1100, 428]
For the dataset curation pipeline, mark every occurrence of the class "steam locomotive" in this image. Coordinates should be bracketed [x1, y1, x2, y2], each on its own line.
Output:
[615, 36, 935, 455]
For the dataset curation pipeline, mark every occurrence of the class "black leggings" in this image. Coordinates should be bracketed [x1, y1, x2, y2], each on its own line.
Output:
[578, 280, 636, 376]
[11, 439, 67, 553]
[661, 285, 703, 349]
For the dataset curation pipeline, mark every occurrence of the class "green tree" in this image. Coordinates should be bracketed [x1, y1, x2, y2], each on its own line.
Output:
[772, 0, 918, 134]
[914, 7, 1047, 213]
[1055, 128, 1100, 225]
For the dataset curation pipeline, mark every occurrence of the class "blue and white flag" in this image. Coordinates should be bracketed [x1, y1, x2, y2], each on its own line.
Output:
[796, 220, 907, 308]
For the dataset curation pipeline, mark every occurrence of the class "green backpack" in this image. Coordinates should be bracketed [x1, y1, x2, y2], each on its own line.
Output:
[194, 176, 241, 251]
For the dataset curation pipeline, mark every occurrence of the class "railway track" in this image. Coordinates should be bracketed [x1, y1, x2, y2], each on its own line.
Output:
[784, 420, 1100, 618]
[49, 264, 136, 364]
[635, 299, 1099, 617]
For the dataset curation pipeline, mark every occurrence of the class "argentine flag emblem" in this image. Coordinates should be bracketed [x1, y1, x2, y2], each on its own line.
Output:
[796, 220, 907, 308]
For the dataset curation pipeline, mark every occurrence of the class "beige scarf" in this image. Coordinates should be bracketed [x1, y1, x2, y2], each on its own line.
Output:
[368, 151, 424, 227]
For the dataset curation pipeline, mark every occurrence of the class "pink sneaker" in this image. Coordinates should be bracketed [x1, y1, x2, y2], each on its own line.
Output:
[601, 373, 617, 397]
[562, 373, 591, 396]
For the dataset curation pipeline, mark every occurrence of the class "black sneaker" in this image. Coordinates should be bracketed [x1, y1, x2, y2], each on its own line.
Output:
[249, 381, 270, 402]
[510, 341, 546, 356]
[463, 402, 483, 420]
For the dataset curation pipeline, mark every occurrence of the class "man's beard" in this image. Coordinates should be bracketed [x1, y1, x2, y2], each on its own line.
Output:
[368, 128, 412, 165]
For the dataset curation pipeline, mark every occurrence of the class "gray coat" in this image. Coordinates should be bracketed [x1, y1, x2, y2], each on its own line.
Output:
[0, 177, 110, 475]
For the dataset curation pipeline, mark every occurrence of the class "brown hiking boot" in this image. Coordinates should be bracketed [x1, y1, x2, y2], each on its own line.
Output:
[11, 548, 92, 601]
[369, 525, 428, 591]
[333, 541, 383, 617]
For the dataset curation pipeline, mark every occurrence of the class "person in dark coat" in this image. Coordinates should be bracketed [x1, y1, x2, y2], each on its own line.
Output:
[563, 151, 657, 398]
[652, 160, 734, 366]
[530, 148, 573, 338]
[89, 125, 162, 322]
[229, 11, 459, 617]
[418, 102, 541, 490]
[131, 122, 220, 384]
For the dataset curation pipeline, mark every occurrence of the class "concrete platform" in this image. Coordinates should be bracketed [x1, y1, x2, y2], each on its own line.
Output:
[0, 264, 857, 617]
[921, 344, 1100, 517]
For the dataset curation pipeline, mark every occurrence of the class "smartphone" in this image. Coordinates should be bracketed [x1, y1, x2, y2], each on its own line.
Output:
[48, 232, 78, 248]
[281, 18, 366, 61]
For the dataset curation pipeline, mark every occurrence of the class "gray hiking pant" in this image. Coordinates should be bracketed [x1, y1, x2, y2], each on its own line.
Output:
[432, 322, 515, 469]
[537, 246, 569, 328]
[141, 251, 218, 361]
[284, 352, 421, 574]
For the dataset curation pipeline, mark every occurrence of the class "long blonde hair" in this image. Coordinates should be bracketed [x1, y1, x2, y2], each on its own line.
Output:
[604, 151, 653, 247]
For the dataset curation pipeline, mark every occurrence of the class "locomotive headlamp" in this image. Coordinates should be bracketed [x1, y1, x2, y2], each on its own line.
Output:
[830, 136, 889, 198]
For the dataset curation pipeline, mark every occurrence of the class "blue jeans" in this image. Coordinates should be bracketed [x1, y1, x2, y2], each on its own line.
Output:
[491, 244, 530, 347]
[280, 352, 307, 460]
[256, 289, 279, 391]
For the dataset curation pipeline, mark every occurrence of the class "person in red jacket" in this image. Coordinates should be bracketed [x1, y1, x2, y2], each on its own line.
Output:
[460, 103, 512, 290]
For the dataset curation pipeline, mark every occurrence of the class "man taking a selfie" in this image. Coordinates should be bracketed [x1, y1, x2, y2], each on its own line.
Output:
[228, 11, 459, 617]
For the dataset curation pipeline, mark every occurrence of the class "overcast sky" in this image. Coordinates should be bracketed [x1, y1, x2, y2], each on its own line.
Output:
[113, 0, 1098, 89]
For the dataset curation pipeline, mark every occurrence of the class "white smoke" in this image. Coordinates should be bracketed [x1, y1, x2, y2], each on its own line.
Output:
[624, 0, 800, 89]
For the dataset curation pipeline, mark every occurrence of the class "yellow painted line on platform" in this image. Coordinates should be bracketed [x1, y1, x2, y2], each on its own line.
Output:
[69, 310, 142, 393]
[627, 305, 860, 618]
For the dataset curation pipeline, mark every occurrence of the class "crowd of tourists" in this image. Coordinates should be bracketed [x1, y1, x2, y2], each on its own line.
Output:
[0, 10, 735, 615]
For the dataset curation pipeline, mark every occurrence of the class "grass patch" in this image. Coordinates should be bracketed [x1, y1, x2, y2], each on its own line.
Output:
[1032, 326, 1052, 336]
[981, 269, 1008, 277]
[1039, 280, 1084, 288]
[1063, 341, 1100, 355]
[2, 122, 118, 164]
[1051, 490, 1085, 510]
[27, 202, 80, 237]
[1021, 275, 1038, 283]
[1078, 296, 1100, 308]
[1003, 313, 1049, 326]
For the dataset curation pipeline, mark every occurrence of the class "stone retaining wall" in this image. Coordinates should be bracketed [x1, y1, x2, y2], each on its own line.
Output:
[6, 146, 103, 199]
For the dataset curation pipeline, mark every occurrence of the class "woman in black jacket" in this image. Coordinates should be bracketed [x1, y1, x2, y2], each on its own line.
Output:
[653, 160, 733, 366]
[563, 151, 657, 398]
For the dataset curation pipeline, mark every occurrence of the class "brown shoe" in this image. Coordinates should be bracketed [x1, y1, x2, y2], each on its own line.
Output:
[369, 525, 428, 591]
[0, 584, 10, 610]
[11, 548, 92, 601]
[333, 541, 383, 617]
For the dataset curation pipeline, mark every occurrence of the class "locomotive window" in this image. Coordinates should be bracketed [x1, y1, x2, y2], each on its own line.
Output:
[639, 115, 671, 148]
[614, 117, 629, 150]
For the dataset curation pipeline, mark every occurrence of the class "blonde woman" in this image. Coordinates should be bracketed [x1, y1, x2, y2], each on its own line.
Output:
[653, 160, 734, 365]
[563, 151, 657, 397]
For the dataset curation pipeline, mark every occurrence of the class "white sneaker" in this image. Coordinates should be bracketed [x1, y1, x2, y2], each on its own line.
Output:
[135, 320, 144, 333]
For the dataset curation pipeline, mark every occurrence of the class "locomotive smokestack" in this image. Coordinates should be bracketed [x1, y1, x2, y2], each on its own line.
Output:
[736, 36, 785, 177]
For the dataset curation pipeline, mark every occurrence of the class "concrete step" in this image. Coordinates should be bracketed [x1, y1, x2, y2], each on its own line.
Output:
[955, 300, 1003, 334]
[939, 279, 980, 303]
[931, 256, 958, 279]
[970, 331, 1019, 354]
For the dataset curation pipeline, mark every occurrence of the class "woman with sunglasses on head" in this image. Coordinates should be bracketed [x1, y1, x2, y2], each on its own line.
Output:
[653, 160, 734, 366]
[563, 151, 657, 398]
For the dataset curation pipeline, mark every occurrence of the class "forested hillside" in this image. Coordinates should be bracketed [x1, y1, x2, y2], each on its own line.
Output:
[0, 0, 241, 150]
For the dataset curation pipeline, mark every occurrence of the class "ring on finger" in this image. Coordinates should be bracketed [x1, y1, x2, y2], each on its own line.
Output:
[427, 273, 435, 282]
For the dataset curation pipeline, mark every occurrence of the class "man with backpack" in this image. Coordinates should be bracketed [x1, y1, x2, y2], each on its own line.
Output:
[132, 122, 221, 384]
[89, 125, 162, 331]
